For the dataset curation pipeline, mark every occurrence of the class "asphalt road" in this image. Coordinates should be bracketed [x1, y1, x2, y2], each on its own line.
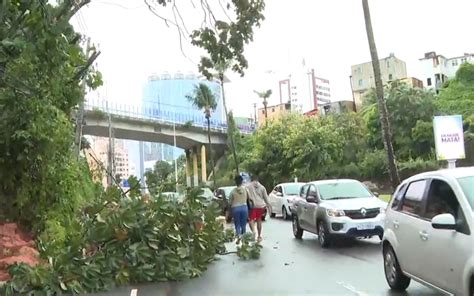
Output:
[85, 218, 442, 296]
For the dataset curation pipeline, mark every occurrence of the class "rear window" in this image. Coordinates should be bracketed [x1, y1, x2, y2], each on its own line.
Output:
[284, 184, 302, 195]
[457, 176, 474, 210]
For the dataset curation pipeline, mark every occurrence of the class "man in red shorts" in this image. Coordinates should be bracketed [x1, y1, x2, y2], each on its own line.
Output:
[246, 174, 271, 242]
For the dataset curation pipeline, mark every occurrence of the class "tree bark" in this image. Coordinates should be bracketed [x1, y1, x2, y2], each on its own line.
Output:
[362, 0, 400, 188]
[207, 115, 217, 187]
[219, 75, 240, 173]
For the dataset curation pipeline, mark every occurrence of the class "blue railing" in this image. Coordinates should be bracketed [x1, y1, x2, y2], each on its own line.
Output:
[84, 99, 255, 134]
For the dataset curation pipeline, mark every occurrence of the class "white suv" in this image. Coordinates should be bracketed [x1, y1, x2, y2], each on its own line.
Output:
[383, 167, 474, 295]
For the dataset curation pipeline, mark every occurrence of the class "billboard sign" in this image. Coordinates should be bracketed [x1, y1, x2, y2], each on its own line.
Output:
[433, 115, 465, 160]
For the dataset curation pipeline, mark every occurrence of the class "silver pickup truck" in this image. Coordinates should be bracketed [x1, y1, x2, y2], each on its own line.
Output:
[291, 179, 387, 248]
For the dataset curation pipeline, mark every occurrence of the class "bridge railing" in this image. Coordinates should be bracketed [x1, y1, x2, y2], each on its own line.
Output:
[84, 99, 256, 134]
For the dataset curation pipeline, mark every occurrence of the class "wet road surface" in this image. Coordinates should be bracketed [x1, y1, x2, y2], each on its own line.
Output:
[85, 218, 442, 296]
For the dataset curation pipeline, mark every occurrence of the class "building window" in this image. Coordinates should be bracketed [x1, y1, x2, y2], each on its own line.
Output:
[272, 107, 275, 112]
[358, 79, 363, 86]
[461, 58, 467, 63]
[452, 60, 458, 66]
[387, 60, 390, 68]
[427, 78, 432, 86]
[262, 110, 264, 114]
[388, 74, 393, 80]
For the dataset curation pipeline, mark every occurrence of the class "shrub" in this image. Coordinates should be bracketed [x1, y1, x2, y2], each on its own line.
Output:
[398, 158, 441, 180]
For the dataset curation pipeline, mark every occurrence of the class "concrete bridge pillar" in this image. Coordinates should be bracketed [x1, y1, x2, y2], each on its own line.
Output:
[201, 145, 207, 183]
[192, 147, 199, 186]
[185, 149, 192, 187]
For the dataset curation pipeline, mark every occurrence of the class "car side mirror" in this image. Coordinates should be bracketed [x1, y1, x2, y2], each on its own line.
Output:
[373, 191, 380, 197]
[306, 194, 317, 203]
[276, 191, 283, 197]
[431, 213, 456, 230]
[217, 194, 223, 199]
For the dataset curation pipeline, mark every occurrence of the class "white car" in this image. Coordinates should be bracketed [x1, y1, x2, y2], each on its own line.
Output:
[382, 167, 474, 295]
[269, 182, 305, 220]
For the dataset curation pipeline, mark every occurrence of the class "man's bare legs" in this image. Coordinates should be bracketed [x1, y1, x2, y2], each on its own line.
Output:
[256, 219, 263, 241]
[249, 220, 257, 240]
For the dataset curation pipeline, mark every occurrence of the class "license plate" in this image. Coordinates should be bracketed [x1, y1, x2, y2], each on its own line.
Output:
[356, 223, 375, 230]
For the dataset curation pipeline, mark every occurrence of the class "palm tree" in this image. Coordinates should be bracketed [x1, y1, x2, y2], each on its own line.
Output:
[215, 61, 240, 173]
[362, 0, 400, 187]
[186, 83, 218, 186]
[254, 89, 272, 125]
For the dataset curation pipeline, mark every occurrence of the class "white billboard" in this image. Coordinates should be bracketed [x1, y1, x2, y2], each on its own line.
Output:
[433, 115, 465, 160]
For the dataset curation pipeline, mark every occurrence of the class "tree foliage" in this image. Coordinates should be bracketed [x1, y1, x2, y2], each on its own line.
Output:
[2, 188, 227, 295]
[218, 78, 473, 191]
[363, 82, 437, 160]
[187, 83, 218, 185]
[0, 1, 101, 231]
[145, 160, 175, 194]
[438, 63, 474, 164]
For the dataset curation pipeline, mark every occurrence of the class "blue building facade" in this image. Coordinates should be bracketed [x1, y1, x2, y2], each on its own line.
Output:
[142, 72, 226, 128]
[139, 72, 226, 167]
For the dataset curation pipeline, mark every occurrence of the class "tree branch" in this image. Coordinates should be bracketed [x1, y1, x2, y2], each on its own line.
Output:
[72, 50, 101, 82]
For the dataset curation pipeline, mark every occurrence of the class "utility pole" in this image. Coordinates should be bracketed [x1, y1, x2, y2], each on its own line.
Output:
[253, 103, 257, 127]
[74, 38, 91, 158]
[173, 117, 178, 192]
[107, 101, 115, 187]
[349, 75, 357, 112]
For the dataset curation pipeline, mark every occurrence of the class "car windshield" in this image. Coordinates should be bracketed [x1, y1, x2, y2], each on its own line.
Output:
[317, 181, 373, 200]
[223, 186, 236, 197]
[457, 176, 474, 210]
[200, 188, 214, 200]
[284, 184, 302, 195]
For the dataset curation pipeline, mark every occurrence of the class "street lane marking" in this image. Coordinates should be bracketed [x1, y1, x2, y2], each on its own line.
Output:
[130, 289, 138, 296]
[337, 281, 370, 296]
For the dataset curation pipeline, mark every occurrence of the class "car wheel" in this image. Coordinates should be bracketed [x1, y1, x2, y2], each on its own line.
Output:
[318, 221, 331, 248]
[383, 246, 411, 291]
[282, 206, 290, 220]
[292, 215, 303, 239]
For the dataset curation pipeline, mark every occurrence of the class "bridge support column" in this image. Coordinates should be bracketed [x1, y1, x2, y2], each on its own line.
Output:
[201, 145, 207, 183]
[185, 149, 192, 187]
[192, 147, 199, 186]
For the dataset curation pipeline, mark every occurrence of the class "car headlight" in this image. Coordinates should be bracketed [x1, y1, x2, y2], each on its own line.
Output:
[379, 207, 386, 214]
[327, 209, 345, 217]
[287, 198, 293, 203]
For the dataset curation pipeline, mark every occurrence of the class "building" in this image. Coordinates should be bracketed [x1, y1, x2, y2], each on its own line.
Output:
[257, 102, 291, 127]
[305, 100, 355, 117]
[139, 72, 226, 180]
[350, 53, 407, 105]
[234, 116, 255, 132]
[419, 51, 474, 93]
[399, 77, 424, 89]
[282, 70, 331, 114]
[86, 137, 131, 187]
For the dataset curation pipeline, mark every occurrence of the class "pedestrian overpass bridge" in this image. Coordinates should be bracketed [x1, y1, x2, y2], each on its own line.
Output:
[81, 99, 254, 185]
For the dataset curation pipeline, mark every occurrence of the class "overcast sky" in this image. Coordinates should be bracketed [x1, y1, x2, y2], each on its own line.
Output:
[72, 0, 474, 117]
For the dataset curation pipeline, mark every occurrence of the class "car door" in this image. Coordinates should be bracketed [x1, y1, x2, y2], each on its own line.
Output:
[390, 179, 429, 277]
[301, 184, 319, 233]
[295, 185, 310, 229]
[417, 178, 472, 294]
[269, 185, 282, 215]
